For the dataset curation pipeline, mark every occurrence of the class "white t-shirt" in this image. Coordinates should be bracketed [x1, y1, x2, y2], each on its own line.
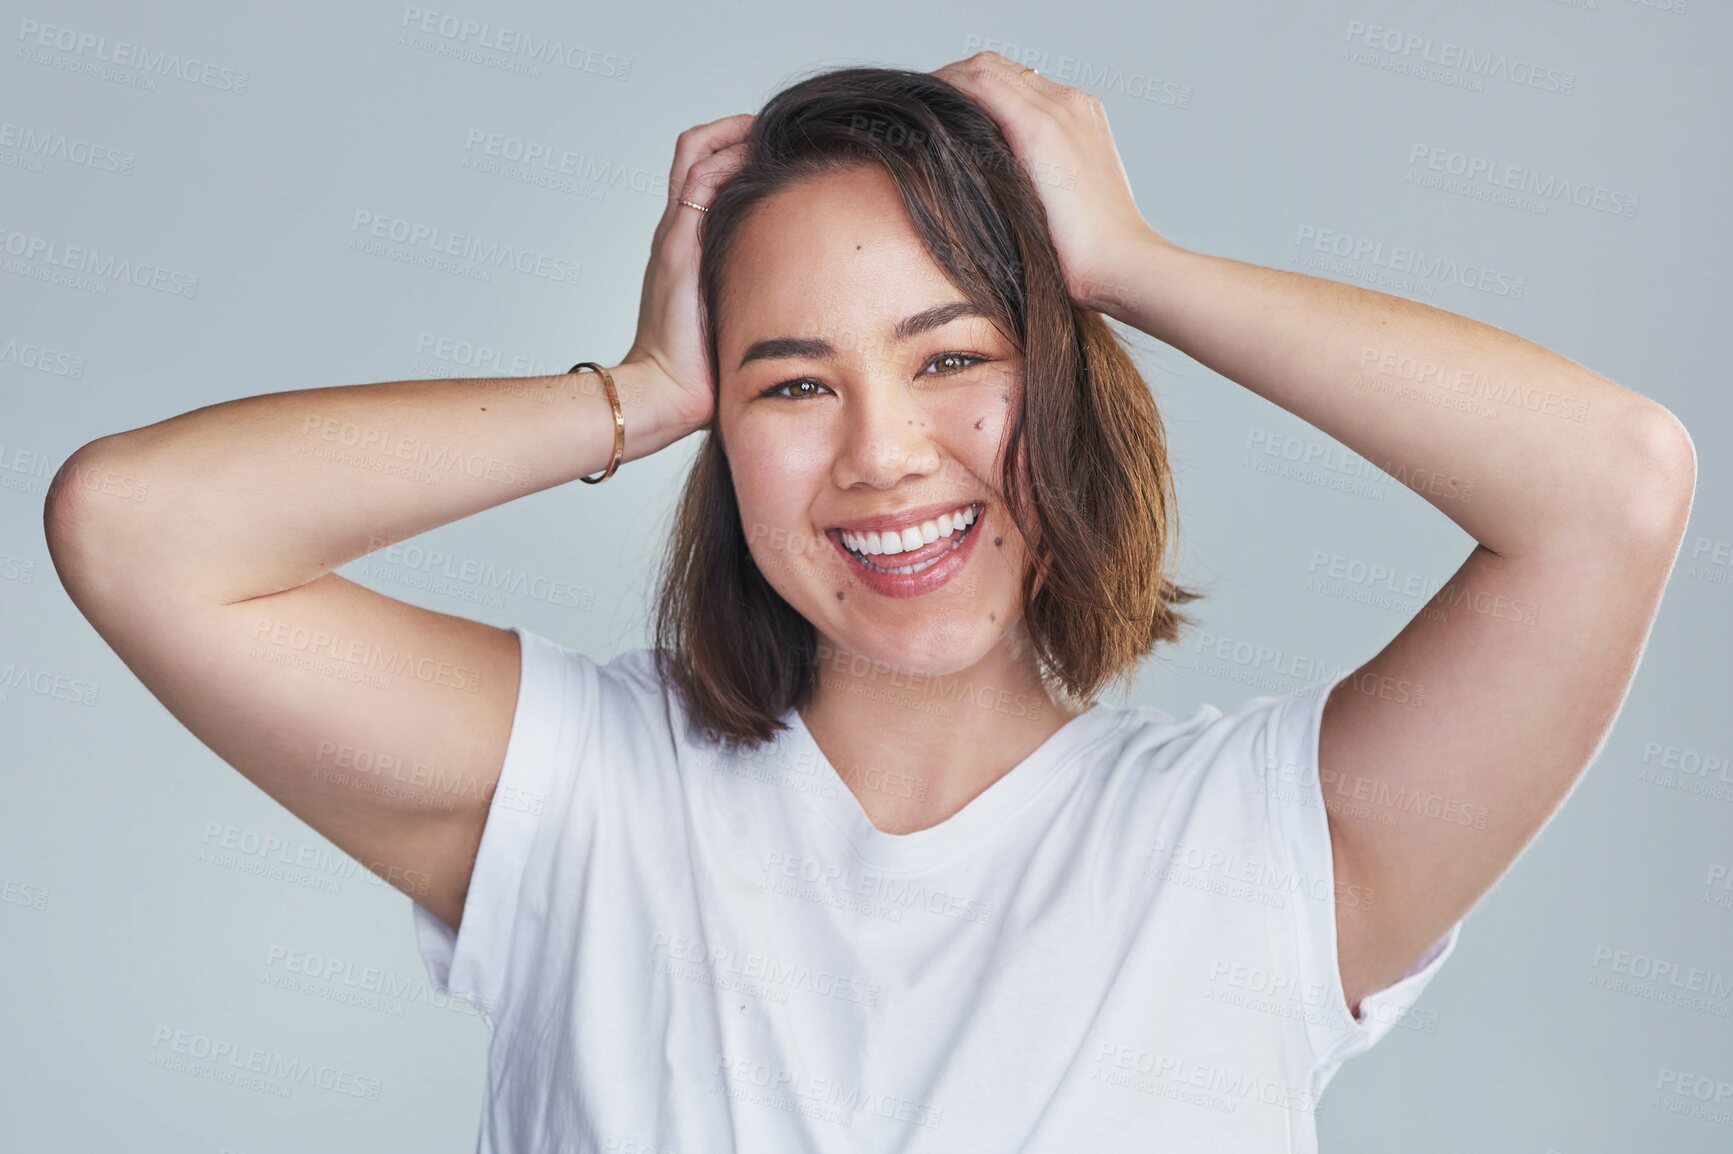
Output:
[413, 626, 1460, 1153]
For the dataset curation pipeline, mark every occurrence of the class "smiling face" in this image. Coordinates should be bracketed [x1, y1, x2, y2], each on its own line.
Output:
[714, 163, 1032, 678]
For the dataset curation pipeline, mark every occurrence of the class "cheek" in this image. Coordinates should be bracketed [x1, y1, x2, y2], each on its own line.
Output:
[732, 426, 833, 506]
[924, 374, 1016, 478]
[729, 422, 835, 574]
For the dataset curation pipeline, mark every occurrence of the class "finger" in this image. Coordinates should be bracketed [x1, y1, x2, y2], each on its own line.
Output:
[942, 52, 1074, 111]
[935, 60, 1045, 125]
[933, 48, 1030, 83]
[655, 116, 752, 237]
[933, 60, 1049, 154]
[662, 113, 755, 225]
[936, 51, 1034, 90]
[659, 139, 751, 261]
[678, 138, 751, 207]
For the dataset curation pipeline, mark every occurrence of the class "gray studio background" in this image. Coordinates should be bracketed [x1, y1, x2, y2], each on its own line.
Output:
[4, 1, 1729, 1150]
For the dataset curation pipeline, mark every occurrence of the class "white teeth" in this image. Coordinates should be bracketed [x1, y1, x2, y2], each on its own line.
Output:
[837, 503, 980, 572]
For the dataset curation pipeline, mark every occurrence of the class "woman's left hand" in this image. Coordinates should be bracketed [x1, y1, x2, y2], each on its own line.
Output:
[932, 50, 1165, 313]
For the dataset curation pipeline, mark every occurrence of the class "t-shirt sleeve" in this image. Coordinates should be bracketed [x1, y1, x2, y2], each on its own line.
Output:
[1252, 668, 1462, 1068]
[409, 624, 598, 1026]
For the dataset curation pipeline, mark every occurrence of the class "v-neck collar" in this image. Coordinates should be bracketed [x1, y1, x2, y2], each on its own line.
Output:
[779, 701, 1132, 873]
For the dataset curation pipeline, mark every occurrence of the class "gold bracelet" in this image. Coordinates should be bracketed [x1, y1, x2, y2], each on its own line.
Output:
[569, 361, 623, 484]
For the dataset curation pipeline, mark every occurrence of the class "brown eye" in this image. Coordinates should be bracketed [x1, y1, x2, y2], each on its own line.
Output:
[761, 378, 833, 400]
[925, 352, 988, 376]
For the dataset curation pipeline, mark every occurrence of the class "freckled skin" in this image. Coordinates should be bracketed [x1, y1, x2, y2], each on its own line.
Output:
[713, 164, 1034, 680]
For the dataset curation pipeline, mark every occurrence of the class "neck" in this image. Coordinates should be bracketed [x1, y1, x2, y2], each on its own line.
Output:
[799, 624, 1085, 836]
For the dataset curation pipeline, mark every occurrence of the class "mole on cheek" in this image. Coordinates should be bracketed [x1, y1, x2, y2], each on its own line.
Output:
[994, 537, 1003, 546]
[975, 417, 986, 430]
[988, 611, 996, 622]
[836, 591, 846, 600]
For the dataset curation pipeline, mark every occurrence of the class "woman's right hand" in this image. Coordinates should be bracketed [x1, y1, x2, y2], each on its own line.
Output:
[621, 113, 756, 438]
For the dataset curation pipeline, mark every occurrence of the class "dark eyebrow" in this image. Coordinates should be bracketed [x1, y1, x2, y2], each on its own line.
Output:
[894, 300, 990, 342]
[736, 301, 990, 371]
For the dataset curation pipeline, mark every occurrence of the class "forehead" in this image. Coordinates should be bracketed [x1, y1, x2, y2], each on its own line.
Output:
[717, 165, 962, 359]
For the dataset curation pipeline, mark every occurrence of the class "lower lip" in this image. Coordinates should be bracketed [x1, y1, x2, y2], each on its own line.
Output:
[827, 507, 986, 600]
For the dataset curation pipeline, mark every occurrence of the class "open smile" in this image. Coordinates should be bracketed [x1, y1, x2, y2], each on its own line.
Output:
[824, 501, 987, 598]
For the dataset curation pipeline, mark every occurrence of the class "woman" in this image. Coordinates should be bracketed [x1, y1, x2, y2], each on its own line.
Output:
[46, 51, 1695, 1152]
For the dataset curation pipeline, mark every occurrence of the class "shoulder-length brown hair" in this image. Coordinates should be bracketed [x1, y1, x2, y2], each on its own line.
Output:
[652, 65, 1197, 749]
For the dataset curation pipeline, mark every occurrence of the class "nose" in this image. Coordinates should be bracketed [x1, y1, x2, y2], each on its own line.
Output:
[832, 376, 944, 492]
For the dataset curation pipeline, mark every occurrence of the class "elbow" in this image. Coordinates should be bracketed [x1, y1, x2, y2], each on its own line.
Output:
[44, 436, 121, 543]
[1609, 401, 1696, 549]
[44, 435, 145, 608]
[44, 439, 100, 552]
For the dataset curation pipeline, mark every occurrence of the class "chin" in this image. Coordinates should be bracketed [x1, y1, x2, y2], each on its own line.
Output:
[818, 602, 1015, 681]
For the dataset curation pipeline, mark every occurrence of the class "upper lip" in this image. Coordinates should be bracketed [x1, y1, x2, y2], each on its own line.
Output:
[827, 500, 983, 536]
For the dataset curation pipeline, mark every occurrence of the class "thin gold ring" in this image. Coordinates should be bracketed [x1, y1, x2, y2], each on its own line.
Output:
[676, 197, 709, 213]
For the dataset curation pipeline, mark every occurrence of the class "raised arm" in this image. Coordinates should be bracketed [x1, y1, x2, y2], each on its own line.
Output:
[43, 113, 752, 932]
[1091, 237, 1693, 1011]
[936, 52, 1696, 1012]
[44, 358, 691, 929]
